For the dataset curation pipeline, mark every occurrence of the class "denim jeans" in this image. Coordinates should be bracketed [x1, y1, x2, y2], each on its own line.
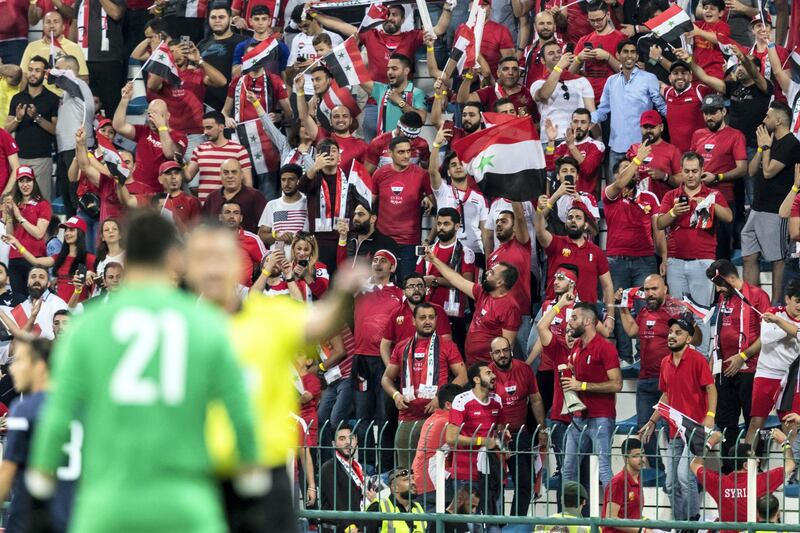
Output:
[608, 255, 657, 361]
[563, 417, 614, 489]
[635, 377, 663, 469]
[395, 244, 418, 284]
[354, 356, 387, 467]
[666, 258, 714, 353]
[362, 103, 378, 144]
[317, 376, 354, 463]
[664, 436, 699, 520]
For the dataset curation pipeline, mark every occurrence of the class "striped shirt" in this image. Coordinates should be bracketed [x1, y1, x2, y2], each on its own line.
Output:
[258, 195, 309, 238]
[191, 140, 253, 202]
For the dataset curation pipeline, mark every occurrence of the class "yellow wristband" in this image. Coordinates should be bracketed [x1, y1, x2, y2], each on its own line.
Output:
[157, 126, 168, 132]
[272, 229, 278, 239]
[434, 94, 441, 99]
[632, 157, 642, 166]
[581, 382, 588, 392]
[442, 90, 448, 95]
[574, 56, 582, 64]
[296, 91, 304, 97]
[87, 152, 95, 158]
[669, 209, 676, 218]
[553, 65, 563, 73]
[253, 100, 262, 107]
[309, 11, 317, 17]
[475, 437, 483, 447]
[546, 202, 553, 210]
[718, 173, 724, 182]
[319, 362, 326, 372]
[792, 185, 800, 193]
[261, 268, 269, 276]
[757, 147, 763, 153]
[18, 246, 27, 255]
[739, 352, 747, 361]
[427, 47, 434, 52]
[553, 304, 561, 314]
[338, 239, 347, 246]
[545, 146, 555, 154]
[433, 142, 442, 148]
[706, 411, 715, 417]
[74, 287, 83, 295]
[464, 73, 474, 80]
[392, 391, 400, 400]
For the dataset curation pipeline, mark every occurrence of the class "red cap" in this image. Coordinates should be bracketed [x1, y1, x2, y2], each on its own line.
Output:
[640, 110, 663, 127]
[158, 160, 183, 174]
[59, 216, 88, 234]
[751, 11, 772, 25]
[373, 249, 398, 268]
[96, 117, 112, 130]
[16, 166, 34, 181]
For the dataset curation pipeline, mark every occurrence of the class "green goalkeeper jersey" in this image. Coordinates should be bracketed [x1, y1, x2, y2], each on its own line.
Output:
[30, 283, 257, 533]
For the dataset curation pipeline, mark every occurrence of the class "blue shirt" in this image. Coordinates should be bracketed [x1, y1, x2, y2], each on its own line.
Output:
[591, 67, 667, 153]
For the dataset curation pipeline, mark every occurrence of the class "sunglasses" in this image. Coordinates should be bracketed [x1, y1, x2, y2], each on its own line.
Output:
[390, 468, 412, 481]
[561, 82, 570, 101]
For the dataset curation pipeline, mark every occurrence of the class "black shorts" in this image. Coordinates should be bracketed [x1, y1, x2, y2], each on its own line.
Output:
[221, 467, 295, 533]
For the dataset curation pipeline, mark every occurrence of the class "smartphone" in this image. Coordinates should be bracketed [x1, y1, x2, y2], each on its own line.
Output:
[319, 144, 332, 156]
[275, 240, 285, 253]
[565, 43, 575, 54]
[415, 245, 427, 257]
[564, 175, 575, 186]
[75, 264, 87, 284]
[583, 42, 594, 50]
[180, 35, 191, 44]
[678, 193, 689, 204]
[442, 119, 454, 132]
[298, 259, 309, 267]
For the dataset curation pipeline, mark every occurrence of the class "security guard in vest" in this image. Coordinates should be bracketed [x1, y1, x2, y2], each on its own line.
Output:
[364, 468, 427, 533]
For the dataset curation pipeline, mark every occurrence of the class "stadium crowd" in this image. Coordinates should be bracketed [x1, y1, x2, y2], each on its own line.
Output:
[0, 0, 799, 531]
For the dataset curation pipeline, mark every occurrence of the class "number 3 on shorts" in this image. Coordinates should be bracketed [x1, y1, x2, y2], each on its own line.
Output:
[110, 308, 188, 405]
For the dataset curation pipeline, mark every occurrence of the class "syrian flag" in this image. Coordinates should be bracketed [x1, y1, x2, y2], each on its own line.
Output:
[718, 38, 742, 75]
[620, 287, 644, 309]
[317, 82, 361, 129]
[237, 119, 277, 177]
[482, 112, 517, 129]
[49, 32, 64, 66]
[452, 116, 546, 202]
[777, 358, 800, 412]
[644, 5, 694, 42]
[348, 160, 373, 210]
[47, 68, 84, 100]
[655, 401, 711, 456]
[242, 35, 279, 74]
[95, 135, 130, 185]
[680, 294, 715, 324]
[449, 24, 476, 75]
[360, 2, 389, 29]
[143, 42, 182, 86]
[324, 37, 371, 88]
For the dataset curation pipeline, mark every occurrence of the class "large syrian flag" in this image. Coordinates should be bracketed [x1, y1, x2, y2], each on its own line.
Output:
[143, 42, 182, 86]
[451, 116, 546, 201]
[644, 5, 694, 42]
[348, 160, 373, 210]
[95, 135, 130, 185]
[237, 119, 279, 177]
[481, 111, 517, 129]
[324, 36, 371, 88]
[242, 35, 279, 74]
[655, 401, 711, 456]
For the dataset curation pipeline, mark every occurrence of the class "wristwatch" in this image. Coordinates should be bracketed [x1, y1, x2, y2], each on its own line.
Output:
[760, 145, 771, 151]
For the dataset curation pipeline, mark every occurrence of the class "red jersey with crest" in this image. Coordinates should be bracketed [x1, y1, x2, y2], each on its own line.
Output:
[448, 389, 503, 480]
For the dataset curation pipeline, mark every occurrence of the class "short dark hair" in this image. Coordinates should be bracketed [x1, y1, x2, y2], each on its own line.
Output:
[706, 259, 738, 281]
[573, 302, 599, 322]
[769, 101, 793, 126]
[413, 301, 436, 317]
[400, 111, 423, 129]
[462, 101, 483, 114]
[731, 442, 752, 471]
[318, 138, 339, 154]
[572, 107, 592, 121]
[389, 135, 411, 151]
[144, 17, 169, 36]
[586, 1, 608, 12]
[702, 0, 726, 11]
[621, 438, 643, 455]
[0, 261, 8, 277]
[497, 262, 519, 290]
[53, 309, 70, 320]
[466, 362, 490, 388]
[310, 65, 331, 77]
[541, 40, 562, 55]
[208, 2, 231, 16]
[492, 97, 514, 112]
[389, 53, 412, 70]
[202, 110, 225, 124]
[437, 383, 462, 407]
[312, 33, 332, 47]
[681, 151, 704, 168]
[498, 56, 519, 68]
[436, 207, 461, 224]
[124, 212, 180, 267]
[104, 261, 124, 276]
[786, 279, 800, 299]
[220, 199, 242, 213]
[250, 5, 271, 17]
[756, 494, 780, 521]
[25, 338, 53, 367]
[558, 264, 580, 278]
[403, 272, 425, 288]
[617, 40, 637, 54]
[555, 156, 580, 174]
[280, 163, 303, 179]
[29, 55, 49, 69]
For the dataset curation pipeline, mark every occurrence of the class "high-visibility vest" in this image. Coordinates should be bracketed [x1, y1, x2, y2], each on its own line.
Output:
[377, 498, 427, 533]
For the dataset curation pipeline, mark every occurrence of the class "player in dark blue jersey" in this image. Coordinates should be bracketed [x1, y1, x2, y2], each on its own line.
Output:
[0, 338, 81, 533]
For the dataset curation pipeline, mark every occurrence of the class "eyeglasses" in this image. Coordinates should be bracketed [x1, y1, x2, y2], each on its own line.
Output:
[390, 468, 412, 481]
[405, 283, 425, 290]
[561, 82, 570, 101]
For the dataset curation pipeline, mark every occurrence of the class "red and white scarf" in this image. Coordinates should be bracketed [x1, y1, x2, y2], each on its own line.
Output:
[401, 333, 440, 399]
[78, 0, 109, 57]
[233, 72, 271, 123]
[316, 168, 348, 232]
[335, 450, 367, 509]
[376, 84, 414, 136]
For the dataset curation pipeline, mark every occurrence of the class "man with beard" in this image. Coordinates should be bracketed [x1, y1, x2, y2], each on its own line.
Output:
[489, 335, 547, 516]
[663, 60, 714, 154]
[624, 111, 682, 201]
[704, 259, 770, 463]
[743, 103, 800, 301]
[639, 316, 716, 521]
[258, 163, 308, 248]
[319, 425, 374, 533]
[5, 56, 59, 200]
[366, 112, 430, 173]
[364, 468, 426, 533]
[113, 82, 188, 195]
[336, 203, 399, 267]
[415, 209, 476, 352]
[361, 54, 428, 138]
[459, 57, 535, 117]
[569, 2, 624, 103]
[425, 248, 520, 366]
[187, 111, 254, 203]
[198, 4, 249, 112]
[545, 157, 601, 239]
[382, 302, 466, 468]
[520, 10, 562, 91]
[219, 200, 267, 288]
[561, 302, 622, 491]
[146, 38, 227, 150]
[431, 100, 484, 147]
[10, 267, 67, 339]
[687, 93, 748, 260]
[429, 131, 489, 261]
[543, 109, 605, 196]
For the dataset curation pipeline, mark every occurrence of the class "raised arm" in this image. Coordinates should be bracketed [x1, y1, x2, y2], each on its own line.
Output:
[767, 45, 790, 93]
[534, 194, 553, 249]
[98, 0, 125, 21]
[112, 82, 137, 140]
[423, 248, 476, 298]
[313, 8, 359, 37]
[511, 201, 529, 245]
[680, 49, 725, 93]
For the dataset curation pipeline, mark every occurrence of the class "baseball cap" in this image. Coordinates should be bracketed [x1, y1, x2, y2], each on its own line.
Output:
[16, 166, 35, 181]
[59, 216, 88, 234]
[373, 249, 397, 268]
[96, 117, 112, 130]
[640, 110, 663, 127]
[669, 60, 692, 73]
[750, 11, 772, 25]
[668, 316, 696, 336]
[562, 481, 588, 504]
[701, 93, 725, 113]
[158, 160, 183, 174]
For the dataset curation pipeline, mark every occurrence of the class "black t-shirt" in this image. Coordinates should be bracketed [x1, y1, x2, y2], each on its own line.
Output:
[8, 88, 60, 158]
[198, 33, 248, 111]
[725, 79, 774, 146]
[74, 0, 126, 62]
[636, 34, 678, 85]
[753, 132, 800, 213]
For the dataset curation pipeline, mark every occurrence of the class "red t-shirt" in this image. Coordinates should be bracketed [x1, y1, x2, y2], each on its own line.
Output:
[131, 125, 189, 194]
[226, 72, 288, 122]
[690, 125, 747, 203]
[475, 84, 536, 117]
[317, 131, 369, 172]
[10, 199, 51, 259]
[490, 359, 539, 431]
[575, 30, 626, 102]
[624, 141, 682, 201]
[658, 346, 714, 437]
[366, 132, 430, 170]
[448, 389, 503, 480]
[791, 193, 800, 218]
[417, 241, 476, 318]
[373, 164, 432, 245]
[545, 138, 605, 195]
[716, 283, 771, 371]
[455, 20, 513, 75]
[97, 174, 125, 223]
[544, 0, 591, 45]
[540, 299, 573, 372]
[359, 29, 424, 84]
[466, 284, 521, 366]
[602, 188, 660, 257]
[389, 335, 462, 421]
[51, 253, 97, 303]
[570, 334, 619, 419]
[164, 193, 201, 234]
[0, 0, 30, 41]
[237, 228, 266, 287]
[544, 235, 610, 302]
[635, 306, 677, 379]
[299, 372, 322, 446]
[487, 237, 532, 315]
[658, 185, 730, 260]
[385, 301, 453, 343]
[664, 83, 714, 154]
[353, 284, 404, 356]
[695, 466, 786, 532]
[0, 129, 18, 192]
[603, 469, 643, 533]
[148, 68, 205, 136]
[694, 20, 730, 80]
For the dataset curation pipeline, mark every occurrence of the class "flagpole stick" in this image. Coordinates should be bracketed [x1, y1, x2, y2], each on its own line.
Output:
[132, 39, 164, 83]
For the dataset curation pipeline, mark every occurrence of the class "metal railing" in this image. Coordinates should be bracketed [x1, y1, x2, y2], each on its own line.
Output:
[292, 419, 800, 532]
